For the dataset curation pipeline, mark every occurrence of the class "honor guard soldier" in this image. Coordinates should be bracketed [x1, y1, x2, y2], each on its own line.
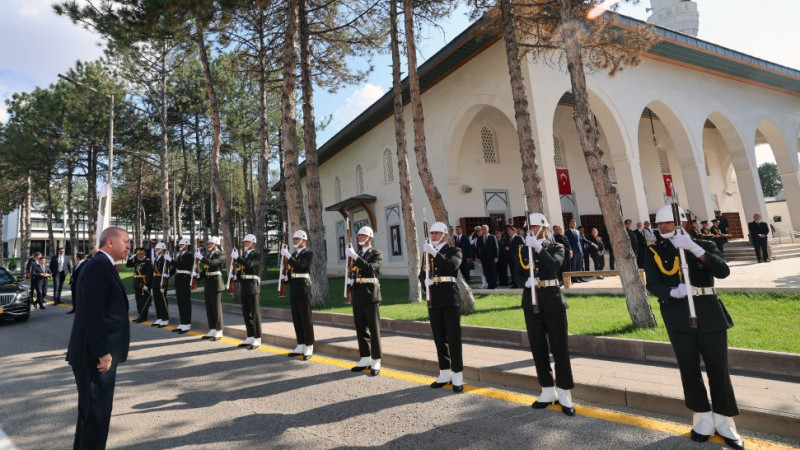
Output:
[709, 218, 727, 257]
[419, 222, 464, 393]
[172, 238, 194, 334]
[200, 236, 226, 341]
[280, 230, 315, 360]
[151, 242, 171, 327]
[517, 213, 575, 416]
[690, 219, 705, 240]
[127, 247, 153, 323]
[645, 205, 744, 449]
[234, 234, 262, 349]
[344, 226, 383, 376]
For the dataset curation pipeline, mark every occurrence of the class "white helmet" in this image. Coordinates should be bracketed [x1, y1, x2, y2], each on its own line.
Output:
[429, 222, 448, 234]
[178, 238, 190, 246]
[155, 242, 166, 250]
[357, 226, 374, 238]
[243, 234, 257, 243]
[528, 213, 549, 228]
[655, 204, 686, 224]
[293, 230, 308, 240]
[207, 236, 221, 246]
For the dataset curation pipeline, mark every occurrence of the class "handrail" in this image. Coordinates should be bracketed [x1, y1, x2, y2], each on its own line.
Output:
[771, 226, 800, 244]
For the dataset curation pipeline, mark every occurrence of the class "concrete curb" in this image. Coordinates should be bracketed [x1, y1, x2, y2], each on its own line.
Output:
[172, 299, 799, 440]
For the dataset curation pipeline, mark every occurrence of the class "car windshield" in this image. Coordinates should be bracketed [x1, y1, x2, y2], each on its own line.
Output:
[0, 268, 15, 285]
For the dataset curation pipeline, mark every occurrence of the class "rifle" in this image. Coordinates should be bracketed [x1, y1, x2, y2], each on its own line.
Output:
[191, 246, 199, 290]
[278, 222, 288, 297]
[160, 251, 170, 290]
[226, 237, 237, 294]
[423, 208, 432, 307]
[523, 195, 540, 313]
[344, 216, 353, 304]
[669, 180, 698, 328]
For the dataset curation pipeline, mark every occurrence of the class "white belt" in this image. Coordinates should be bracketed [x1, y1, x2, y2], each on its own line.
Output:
[205, 271, 222, 276]
[693, 287, 717, 296]
[433, 276, 455, 283]
[355, 277, 378, 284]
[537, 279, 559, 288]
[291, 273, 310, 279]
[176, 270, 192, 275]
[240, 274, 261, 282]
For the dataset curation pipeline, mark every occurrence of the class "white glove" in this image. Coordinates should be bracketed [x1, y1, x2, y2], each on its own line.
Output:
[231, 248, 239, 259]
[281, 275, 288, 282]
[142, 286, 149, 293]
[423, 242, 438, 257]
[280, 247, 292, 259]
[194, 250, 203, 260]
[424, 278, 434, 287]
[346, 277, 354, 286]
[671, 234, 705, 258]
[525, 236, 543, 253]
[524, 277, 537, 288]
[128, 253, 136, 261]
[670, 283, 688, 298]
[345, 245, 359, 259]
[164, 252, 172, 262]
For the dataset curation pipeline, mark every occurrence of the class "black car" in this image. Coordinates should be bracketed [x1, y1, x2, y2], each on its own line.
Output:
[0, 267, 31, 322]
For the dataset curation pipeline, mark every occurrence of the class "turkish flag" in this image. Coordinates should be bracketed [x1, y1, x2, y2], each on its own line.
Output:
[663, 174, 673, 196]
[557, 169, 572, 195]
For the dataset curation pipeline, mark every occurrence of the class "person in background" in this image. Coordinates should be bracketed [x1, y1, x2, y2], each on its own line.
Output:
[50, 247, 72, 305]
[68, 251, 90, 314]
[31, 256, 52, 309]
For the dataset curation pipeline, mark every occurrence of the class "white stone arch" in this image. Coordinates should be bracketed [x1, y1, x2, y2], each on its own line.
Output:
[444, 94, 516, 172]
[754, 118, 800, 230]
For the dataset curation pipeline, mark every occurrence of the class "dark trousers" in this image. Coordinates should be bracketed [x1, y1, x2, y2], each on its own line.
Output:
[667, 329, 739, 416]
[496, 260, 508, 286]
[523, 308, 574, 389]
[133, 279, 150, 318]
[53, 271, 67, 302]
[716, 241, 725, 257]
[608, 248, 615, 270]
[72, 364, 117, 450]
[506, 259, 517, 287]
[204, 288, 223, 331]
[241, 293, 262, 338]
[583, 252, 590, 271]
[591, 253, 605, 271]
[290, 295, 314, 345]
[429, 306, 463, 372]
[753, 237, 769, 262]
[459, 260, 471, 282]
[153, 285, 169, 321]
[481, 257, 496, 288]
[70, 283, 77, 311]
[570, 251, 582, 272]
[175, 283, 192, 326]
[34, 278, 47, 306]
[353, 302, 381, 359]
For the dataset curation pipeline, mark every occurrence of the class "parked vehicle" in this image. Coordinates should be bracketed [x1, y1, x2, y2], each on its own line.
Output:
[0, 267, 31, 322]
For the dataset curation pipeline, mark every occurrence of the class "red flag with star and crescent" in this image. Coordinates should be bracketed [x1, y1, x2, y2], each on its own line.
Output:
[557, 168, 572, 195]
[663, 174, 673, 196]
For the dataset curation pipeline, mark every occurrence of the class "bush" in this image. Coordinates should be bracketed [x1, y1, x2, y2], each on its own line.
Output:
[8, 258, 17, 271]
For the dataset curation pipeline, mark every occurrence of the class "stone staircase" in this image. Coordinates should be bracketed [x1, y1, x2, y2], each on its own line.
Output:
[723, 239, 800, 262]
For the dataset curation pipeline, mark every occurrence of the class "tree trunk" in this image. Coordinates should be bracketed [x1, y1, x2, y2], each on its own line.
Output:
[241, 145, 255, 233]
[555, 0, 656, 328]
[402, 0, 472, 313]
[67, 153, 77, 257]
[21, 172, 32, 274]
[499, 0, 544, 213]
[298, 0, 329, 308]
[159, 51, 172, 246]
[136, 158, 144, 248]
[402, 0, 448, 223]
[281, 0, 307, 235]
[87, 148, 97, 247]
[196, 20, 235, 264]
[278, 129, 288, 236]
[193, 117, 208, 242]
[45, 181, 56, 255]
[389, 0, 421, 303]
[178, 120, 190, 245]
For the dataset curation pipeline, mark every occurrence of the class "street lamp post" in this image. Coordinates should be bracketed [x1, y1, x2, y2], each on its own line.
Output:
[58, 74, 114, 246]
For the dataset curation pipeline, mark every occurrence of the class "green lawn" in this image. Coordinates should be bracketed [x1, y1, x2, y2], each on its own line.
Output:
[127, 263, 798, 355]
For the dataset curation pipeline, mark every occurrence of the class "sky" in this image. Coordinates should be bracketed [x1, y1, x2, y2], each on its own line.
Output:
[1, 0, 797, 165]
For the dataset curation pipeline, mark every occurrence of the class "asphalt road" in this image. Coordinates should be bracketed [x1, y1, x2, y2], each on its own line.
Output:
[0, 306, 765, 449]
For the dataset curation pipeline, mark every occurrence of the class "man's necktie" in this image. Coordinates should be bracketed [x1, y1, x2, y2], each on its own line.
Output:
[113, 265, 119, 274]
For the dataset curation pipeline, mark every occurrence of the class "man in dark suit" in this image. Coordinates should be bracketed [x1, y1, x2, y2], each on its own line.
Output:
[565, 219, 584, 282]
[625, 219, 644, 269]
[748, 213, 770, 263]
[68, 251, 89, 314]
[506, 225, 525, 288]
[31, 256, 52, 309]
[452, 226, 472, 282]
[475, 224, 498, 289]
[50, 247, 72, 305]
[67, 227, 130, 450]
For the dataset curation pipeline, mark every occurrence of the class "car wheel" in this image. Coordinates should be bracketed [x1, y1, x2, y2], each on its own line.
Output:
[15, 314, 30, 322]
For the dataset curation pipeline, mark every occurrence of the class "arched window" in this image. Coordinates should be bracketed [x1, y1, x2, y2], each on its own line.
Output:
[335, 177, 341, 202]
[481, 126, 498, 163]
[356, 165, 365, 194]
[384, 149, 394, 183]
[553, 136, 567, 168]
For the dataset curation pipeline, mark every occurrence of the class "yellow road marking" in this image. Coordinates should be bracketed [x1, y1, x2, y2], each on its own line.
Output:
[125, 316, 796, 450]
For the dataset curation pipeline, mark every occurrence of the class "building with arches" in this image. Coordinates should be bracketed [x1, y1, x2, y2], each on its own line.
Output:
[305, 13, 799, 276]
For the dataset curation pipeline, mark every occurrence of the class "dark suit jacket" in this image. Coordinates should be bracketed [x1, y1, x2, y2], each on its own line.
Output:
[453, 234, 472, 259]
[566, 228, 582, 255]
[476, 234, 498, 261]
[286, 249, 312, 300]
[50, 254, 73, 275]
[67, 254, 130, 367]
[748, 221, 769, 241]
[418, 244, 462, 308]
[31, 263, 51, 282]
[235, 250, 263, 296]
